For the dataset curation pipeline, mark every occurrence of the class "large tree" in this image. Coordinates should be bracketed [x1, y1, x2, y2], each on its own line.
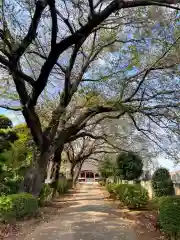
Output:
[0, 0, 180, 195]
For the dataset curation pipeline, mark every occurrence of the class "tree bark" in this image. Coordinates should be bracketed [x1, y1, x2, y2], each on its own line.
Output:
[19, 149, 51, 196]
[73, 161, 84, 188]
[52, 147, 63, 198]
[70, 162, 75, 181]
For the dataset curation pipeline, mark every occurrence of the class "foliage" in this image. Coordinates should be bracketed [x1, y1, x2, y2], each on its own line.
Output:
[56, 179, 69, 195]
[0, 115, 12, 129]
[0, 121, 31, 196]
[116, 152, 143, 180]
[150, 196, 168, 210]
[152, 168, 174, 197]
[106, 182, 116, 194]
[0, 193, 38, 222]
[39, 184, 53, 204]
[99, 157, 116, 179]
[159, 196, 180, 239]
[114, 184, 149, 209]
[0, 0, 180, 196]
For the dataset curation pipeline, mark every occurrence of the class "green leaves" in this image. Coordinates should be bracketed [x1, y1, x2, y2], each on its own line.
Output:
[116, 152, 143, 180]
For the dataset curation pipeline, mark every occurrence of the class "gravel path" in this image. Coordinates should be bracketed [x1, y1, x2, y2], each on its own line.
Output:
[25, 184, 137, 240]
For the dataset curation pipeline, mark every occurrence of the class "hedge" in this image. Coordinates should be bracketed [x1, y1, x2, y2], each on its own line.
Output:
[0, 193, 38, 222]
[106, 183, 149, 209]
[39, 184, 53, 204]
[159, 196, 180, 239]
[57, 178, 69, 195]
[152, 168, 174, 197]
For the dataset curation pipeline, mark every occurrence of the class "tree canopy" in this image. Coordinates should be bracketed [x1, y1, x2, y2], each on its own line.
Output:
[116, 152, 143, 180]
[0, 0, 180, 195]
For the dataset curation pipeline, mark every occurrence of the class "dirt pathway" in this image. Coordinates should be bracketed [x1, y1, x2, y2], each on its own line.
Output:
[24, 184, 136, 240]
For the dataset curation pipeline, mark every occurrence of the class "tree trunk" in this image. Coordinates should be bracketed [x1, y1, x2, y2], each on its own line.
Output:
[52, 147, 63, 198]
[70, 163, 75, 180]
[73, 161, 84, 188]
[19, 150, 51, 196]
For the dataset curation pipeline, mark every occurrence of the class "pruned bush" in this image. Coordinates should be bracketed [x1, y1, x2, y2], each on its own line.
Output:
[0, 193, 38, 222]
[150, 196, 168, 210]
[116, 152, 143, 180]
[57, 178, 68, 195]
[159, 196, 180, 239]
[106, 183, 116, 194]
[115, 184, 149, 209]
[152, 168, 174, 197]
[39, 184, 53, 204]
[113, 184, 128, 198]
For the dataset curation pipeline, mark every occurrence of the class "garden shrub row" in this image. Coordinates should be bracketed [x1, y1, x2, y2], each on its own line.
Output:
[158, 196, 180, 240]
[0, 193, 38, 222]
[106, 182, 149, 209]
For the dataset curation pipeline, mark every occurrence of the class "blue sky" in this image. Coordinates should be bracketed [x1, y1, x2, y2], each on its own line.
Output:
[0, 108, 24, 126]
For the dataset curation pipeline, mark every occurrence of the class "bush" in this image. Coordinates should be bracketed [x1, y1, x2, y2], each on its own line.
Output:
[159, 196, 180, 239]
[0, 193, 38, 222]
[39, 184, 53, 204]
[56, 178, 68, 195]
[152, 168, 174, 197]
[106, 183, 116, 194]
[115, 184, 149, 209]
[116, 152, 143, 180]
[150, 196, 168, 210]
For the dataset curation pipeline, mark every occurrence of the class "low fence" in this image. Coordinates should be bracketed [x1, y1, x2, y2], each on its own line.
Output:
[107, 177, 180, 199]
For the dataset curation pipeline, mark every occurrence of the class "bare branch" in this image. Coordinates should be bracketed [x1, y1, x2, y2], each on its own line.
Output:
[49, 0, 58, 47]
[0, 54, 35, 86]
[12, 1, 47, 66]
[0, 105, 21, 111]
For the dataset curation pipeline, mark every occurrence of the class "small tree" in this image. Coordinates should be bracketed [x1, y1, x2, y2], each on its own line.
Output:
[116, 152, 143, 180]
[152, 168, 174, 197]
[99, 157, 115, 180]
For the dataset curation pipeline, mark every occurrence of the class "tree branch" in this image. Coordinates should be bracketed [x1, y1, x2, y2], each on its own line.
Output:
[0, 105, 21, 111]
[25, 0, 180, 107]
[0, 54, 35, 86]
[12, 1, 47, 66]
[49, 0, 58, 47]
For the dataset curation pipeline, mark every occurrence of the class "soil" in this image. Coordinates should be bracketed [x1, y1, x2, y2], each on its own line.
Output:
[0, 185, 167, 240]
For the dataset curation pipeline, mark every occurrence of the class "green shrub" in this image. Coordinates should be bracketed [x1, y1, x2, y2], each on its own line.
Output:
[106, 183, 116, 194]
[152, 168, 174, 197]
[39, 184, 53, 204]
[99, 180, 106, 186]
[159, 196, 180, 239]
[57, 178, 68, 195]
[116, 152, 143, 180]
[115, 184, 149, 209]
[0, 193, 38, 221]
[150, 196, 168, 210]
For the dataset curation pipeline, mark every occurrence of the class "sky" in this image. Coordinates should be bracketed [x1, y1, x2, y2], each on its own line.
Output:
[0, 107, 179, 173]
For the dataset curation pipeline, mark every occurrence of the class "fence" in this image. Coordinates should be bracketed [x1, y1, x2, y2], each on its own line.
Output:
[107, 177, 180, 199]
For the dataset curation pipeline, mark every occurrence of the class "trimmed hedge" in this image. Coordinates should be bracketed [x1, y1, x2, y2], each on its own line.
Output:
[106, 182, 116, 194]
[0, 193, 38, 222]
[107, 183, 149, 209]
[152, 168, 174, 197]
[39, 184, 53, 204]
[119, 184, 149, 209]
[159, 196, 180, 239]
[57, 178, 68, 195]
